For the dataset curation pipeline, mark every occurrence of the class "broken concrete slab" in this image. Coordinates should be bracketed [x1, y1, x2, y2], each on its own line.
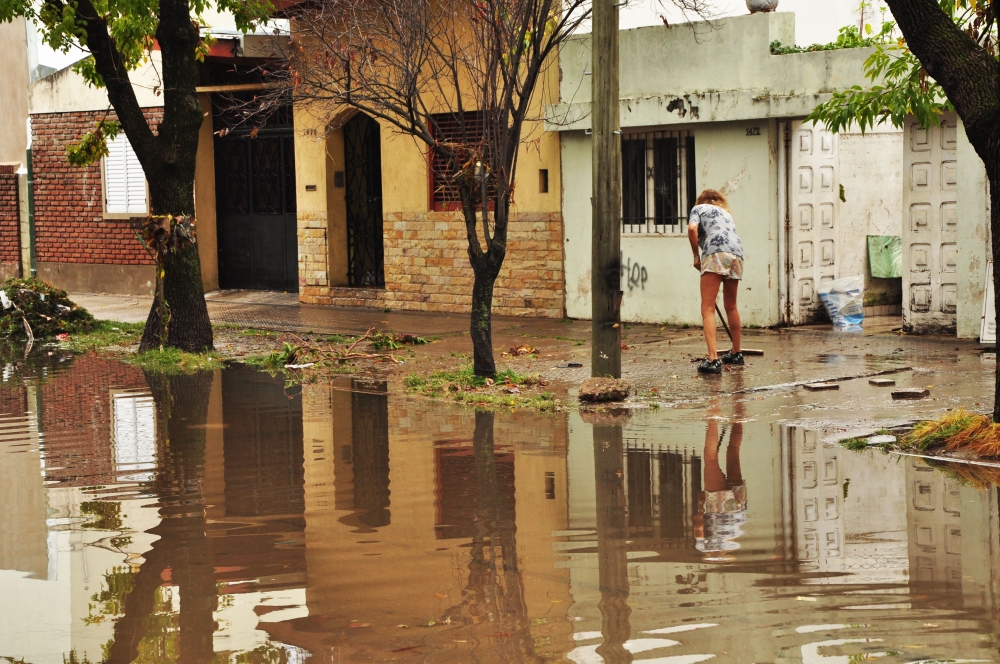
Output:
[579, 377, 631, 403]
[867, 434, 897, 446]
[804, 382, 840, 391]
[869, 378, 896, 387]
[892, 387, 930, 400]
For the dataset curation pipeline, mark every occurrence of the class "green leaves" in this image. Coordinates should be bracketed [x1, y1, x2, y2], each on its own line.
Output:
[2, 0, 274, 90]
[66, 119, 119, 166]
[807, 36, 952, 133]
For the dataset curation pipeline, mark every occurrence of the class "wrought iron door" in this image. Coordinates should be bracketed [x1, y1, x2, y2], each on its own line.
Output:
[215, 130, 298, 291]
[343, 113, 386, 288]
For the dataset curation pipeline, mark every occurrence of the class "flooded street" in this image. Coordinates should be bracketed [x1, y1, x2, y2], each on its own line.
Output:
[1, 353, 998, 663]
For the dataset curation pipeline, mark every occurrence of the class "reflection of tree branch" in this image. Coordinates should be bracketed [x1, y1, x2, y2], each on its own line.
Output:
[594, 424, 632, 664]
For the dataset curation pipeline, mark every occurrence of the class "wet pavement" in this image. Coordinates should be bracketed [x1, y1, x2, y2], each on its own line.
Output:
[1, 345, 999, 664]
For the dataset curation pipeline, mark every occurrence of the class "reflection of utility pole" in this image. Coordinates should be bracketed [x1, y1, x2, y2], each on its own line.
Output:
[591, 0, 622, 378]
[594, 425, 632, 664]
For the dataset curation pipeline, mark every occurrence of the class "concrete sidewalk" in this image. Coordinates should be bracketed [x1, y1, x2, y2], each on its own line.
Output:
[71, 290, 473, 336]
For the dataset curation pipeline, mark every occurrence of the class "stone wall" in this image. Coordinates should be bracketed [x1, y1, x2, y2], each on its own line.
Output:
[301, 211, 565, 317]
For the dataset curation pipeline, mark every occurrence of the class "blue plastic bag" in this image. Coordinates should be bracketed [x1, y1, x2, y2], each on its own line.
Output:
[818, 276, 865, 330]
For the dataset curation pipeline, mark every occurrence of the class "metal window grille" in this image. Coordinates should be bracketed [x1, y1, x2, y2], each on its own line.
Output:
[429, 111, 495, 211]
[622, 130, 696, 235]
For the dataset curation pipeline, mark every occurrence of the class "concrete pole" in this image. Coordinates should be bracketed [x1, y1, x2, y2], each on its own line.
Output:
[591, 0, 622, 378]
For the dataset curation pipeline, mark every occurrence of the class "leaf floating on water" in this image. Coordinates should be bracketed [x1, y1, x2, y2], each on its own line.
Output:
[349, 622, 371, 628]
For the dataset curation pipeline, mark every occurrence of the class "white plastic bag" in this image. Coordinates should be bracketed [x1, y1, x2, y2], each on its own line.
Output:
[818, 276, 864, 329]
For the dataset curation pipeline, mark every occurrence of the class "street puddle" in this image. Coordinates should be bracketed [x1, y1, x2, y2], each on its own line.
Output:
[0, 354, 997, 663]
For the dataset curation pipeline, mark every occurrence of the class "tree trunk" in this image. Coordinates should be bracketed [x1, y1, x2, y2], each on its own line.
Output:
[106, 370, 216, 664]
[139, 174, 214, 352]
[471, 271, 497, 376]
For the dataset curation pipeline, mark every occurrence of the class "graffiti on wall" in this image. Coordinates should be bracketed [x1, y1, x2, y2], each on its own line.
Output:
[621, 254, 649, 292]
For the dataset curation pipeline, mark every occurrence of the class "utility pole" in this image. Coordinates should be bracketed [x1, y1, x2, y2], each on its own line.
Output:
[591, 0, 622, 379]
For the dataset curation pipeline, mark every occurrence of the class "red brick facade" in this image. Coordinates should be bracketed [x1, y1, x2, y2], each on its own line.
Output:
[30, 110, 161, 267]
[0, 164, 21, 265]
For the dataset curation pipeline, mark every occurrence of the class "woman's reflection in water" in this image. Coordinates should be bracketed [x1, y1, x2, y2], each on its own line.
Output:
[695, 384, 748, 562]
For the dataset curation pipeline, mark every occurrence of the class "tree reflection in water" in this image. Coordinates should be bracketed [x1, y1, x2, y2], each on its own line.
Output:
[441, 411, 538, 662]
[103, 370, 217, 664]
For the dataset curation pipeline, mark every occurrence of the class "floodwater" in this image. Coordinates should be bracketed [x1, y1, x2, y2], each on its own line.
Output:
[1, 353, 999, 664]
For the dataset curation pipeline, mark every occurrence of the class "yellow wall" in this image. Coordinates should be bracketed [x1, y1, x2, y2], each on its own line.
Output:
[324, 127, 349, 285]
[194, 93, 219, 292]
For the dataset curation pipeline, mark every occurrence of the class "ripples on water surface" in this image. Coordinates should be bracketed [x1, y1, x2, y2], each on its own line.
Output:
[0, 354, 998, 663]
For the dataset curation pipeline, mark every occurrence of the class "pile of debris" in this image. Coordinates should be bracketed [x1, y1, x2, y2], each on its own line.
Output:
[0, 278, 94, 344]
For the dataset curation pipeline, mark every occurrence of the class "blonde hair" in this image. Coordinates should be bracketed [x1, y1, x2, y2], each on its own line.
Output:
[696, 189, 730, 212]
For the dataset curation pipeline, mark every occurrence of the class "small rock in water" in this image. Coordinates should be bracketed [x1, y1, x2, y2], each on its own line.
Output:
[893, 388, 930, 400]
[867, 434, 896, 446]
[869, 378, 896, 387]
[804, 382, 839, 391]
[579, 378, 631, 403]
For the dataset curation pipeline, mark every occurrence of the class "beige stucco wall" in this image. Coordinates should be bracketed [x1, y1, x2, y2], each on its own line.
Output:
[28, 53, 164, 115]
[0, 18, 30, 164]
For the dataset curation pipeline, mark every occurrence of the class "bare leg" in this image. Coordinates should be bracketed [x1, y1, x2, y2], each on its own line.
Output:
[703, 419, 727, 492]
[723, 278, 742, 354]
[726, 421, 743, 487]
[700, 272, 724, 361]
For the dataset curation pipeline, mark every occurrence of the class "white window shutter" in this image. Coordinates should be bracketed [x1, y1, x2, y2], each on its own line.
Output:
[104, 137, 128, 214]
[125, 141, 147, 214]
[104, 134, 148, 215]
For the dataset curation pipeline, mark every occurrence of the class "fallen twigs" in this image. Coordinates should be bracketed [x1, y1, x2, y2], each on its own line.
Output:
[252, 328, 428, 374]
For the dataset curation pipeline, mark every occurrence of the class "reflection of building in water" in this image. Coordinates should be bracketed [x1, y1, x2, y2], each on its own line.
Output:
[906, 459, 963, 592]
[0, 363, 312, 664]
[625, 443, 702, 546]
[282, 379, 573, 662]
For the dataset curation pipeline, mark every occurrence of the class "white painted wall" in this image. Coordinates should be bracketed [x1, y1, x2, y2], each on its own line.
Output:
[837, 124, 904, 299]
[556, 12, 901, 327]
[618, 0, 892, 47]
[956, 120, 991, 339]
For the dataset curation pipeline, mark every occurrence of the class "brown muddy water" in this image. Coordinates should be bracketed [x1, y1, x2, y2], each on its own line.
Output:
[0, 353, 998, 663]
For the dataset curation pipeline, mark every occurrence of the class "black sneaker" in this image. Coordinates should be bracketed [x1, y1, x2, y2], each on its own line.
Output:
[698, 359, 722, 374]
[721, 350, 745, 366]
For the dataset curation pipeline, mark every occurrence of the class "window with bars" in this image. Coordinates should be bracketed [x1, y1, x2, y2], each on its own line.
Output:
[622, 130, 696, 234]
[103, 134, 148, 216]
[429, 111, 494, 211]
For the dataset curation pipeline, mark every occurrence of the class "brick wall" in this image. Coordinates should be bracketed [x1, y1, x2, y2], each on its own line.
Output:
[0, 164, 21, 265]
[301, 211, 565, 317]
[38, 354, 149, 487]
[30, 110, 162, 266]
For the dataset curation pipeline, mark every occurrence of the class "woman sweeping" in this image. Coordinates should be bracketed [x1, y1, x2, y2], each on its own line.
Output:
[688, 189, 745, 375]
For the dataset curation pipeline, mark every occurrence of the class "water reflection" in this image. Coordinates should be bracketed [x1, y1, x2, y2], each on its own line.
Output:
[0, 356, 999, 663]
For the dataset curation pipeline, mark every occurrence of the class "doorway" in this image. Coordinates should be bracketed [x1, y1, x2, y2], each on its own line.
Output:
[214, 103, 298, 292]
[343, 113, 386, 288]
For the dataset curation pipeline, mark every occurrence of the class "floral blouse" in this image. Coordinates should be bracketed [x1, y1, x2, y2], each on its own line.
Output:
[689, 204, 745, 260]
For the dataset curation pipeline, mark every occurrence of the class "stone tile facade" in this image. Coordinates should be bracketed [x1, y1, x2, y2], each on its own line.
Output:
[300, 211, 565, 318]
